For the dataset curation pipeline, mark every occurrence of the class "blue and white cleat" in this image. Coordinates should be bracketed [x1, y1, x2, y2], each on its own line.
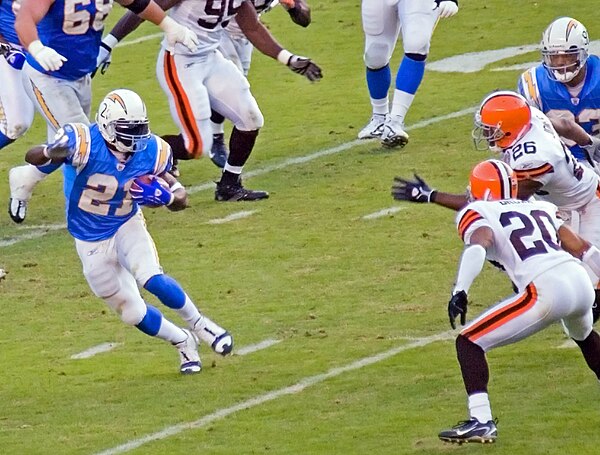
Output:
[192, 316, 234, 356]
[174, 329, 201, 374]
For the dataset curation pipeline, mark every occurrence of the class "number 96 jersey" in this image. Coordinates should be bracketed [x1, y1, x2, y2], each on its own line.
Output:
[165, 0, 246, 55]
[456, 199, 576, 292]
[501, 107, 599, 212]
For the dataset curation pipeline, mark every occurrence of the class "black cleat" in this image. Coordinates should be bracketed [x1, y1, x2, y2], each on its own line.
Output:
[439, 418, 497, 444]
[215, 182, 269, 201]
[209, 133, 229, 169]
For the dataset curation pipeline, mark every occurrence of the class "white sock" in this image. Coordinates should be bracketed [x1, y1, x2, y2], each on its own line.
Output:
[10, 164, 48, 200]
[156, 318, 188, 344]
[177, 295, 201, 326]
[468, 392, 493, 423]
[211, 120, 225, 135]
[371, 97, 389, 116]
[390, 89, 415, 122]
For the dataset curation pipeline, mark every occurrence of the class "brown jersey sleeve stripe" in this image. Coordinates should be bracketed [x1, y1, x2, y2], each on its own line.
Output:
[514, 163, 554, 180]
[462, 283, 538, 342]
[162, 52, 202, 157]
[458, 210, 483, 240]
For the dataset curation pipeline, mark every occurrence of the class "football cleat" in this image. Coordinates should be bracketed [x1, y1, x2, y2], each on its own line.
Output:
[209, 133, 229, 169]
[438, 418, 498, 444]
[380, 115, 409, 148]
[168, 158, 181, 178]
[8, 198, 27, 224]
[215, 181, 269, 202]
[192, 316, 234, 356]
[173, 329, 202, 374]
[357, 114, 386, 139]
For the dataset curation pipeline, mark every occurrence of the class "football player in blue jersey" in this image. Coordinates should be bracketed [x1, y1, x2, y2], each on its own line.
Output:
[0, 0, 34, 151]
[358, 0, 458, 148]
[518, 17, 600, 169]
[8, 0, 200, 224]
[25, 89, 234, 374]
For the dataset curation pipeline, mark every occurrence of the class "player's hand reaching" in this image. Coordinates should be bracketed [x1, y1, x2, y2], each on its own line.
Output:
[159, 16, 199, 52]
[448, 290, 468, 329]
[392, 174, 436, 203]
[28, 40, 67, 72]
[433, 0, 459, 18]
[43, 129, 73, 160]
[92, 35, 118, 78]
[286, 54, 322, 82]
[130, 177, 174, 207]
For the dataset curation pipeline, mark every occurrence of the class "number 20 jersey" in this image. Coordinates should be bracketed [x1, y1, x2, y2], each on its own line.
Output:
[165, 0, 245, 55]
[501, 107, 599, 212]
[456, 199, 576, 292]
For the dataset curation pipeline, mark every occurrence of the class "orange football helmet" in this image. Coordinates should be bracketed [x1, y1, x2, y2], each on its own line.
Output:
[472, 91, 531, 151]
[469, 159, 518, 201]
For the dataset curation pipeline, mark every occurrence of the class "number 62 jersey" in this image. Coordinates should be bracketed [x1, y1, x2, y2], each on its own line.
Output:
[456, 199, 578, 292]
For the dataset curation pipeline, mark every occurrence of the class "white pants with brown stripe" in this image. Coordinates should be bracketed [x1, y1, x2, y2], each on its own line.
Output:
[461, 260, 595, 351]
[156, 48, 264, 158]
[0, 50, 34, 140]
[21, 63, 91, 141]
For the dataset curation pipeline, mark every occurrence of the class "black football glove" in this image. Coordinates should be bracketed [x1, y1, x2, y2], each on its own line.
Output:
[392, 174, 436, 203]
[287, 55, 322, 82]
[448, 290, 468, 329]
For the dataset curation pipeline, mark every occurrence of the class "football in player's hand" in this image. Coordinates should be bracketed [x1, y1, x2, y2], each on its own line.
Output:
[130, 175, 172, 208]
[134, 175, 169, 188]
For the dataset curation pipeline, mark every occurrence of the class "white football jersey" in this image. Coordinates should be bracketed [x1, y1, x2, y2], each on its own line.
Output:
[163, 0, 245, 55]
[501, 107, 599, 212]
[456, 199, 577, 292]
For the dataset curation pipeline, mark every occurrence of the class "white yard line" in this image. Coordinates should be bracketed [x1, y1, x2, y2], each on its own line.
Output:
[116, 33, 162, 47]
[558, 339, 577, 349]
[362, 207, 404, 220]
[0, 223, 66, 247]
[206, 210, 257, 225]
[0, 107, 475, 248]
[234, 338, 282, 356]
[71, 342, 124, 360]
[93, 331, 454, 455]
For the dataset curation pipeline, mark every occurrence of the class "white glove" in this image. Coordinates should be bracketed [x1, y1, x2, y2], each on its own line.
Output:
[28, 40, 67, 71]
[159, 16, 199, 52]
[93, 34, 118, 77]
[582, 135, 600, 162]
[433, 0, 459, 18]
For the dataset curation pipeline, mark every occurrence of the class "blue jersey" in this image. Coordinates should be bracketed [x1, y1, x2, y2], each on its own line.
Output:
[26, 0, 113, 80]
[59, 123, 172, 241]
[518, 55, 600, 161]
[0, 0, 19, 45]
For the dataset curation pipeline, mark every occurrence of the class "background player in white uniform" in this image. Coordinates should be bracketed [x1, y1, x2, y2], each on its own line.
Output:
[0, 0, 34, 151]
[24, 89, 233, 374]
[358, 0, 458, 148]
[98, 0, 322, 201]
[8, 0, 200, 223]
[518, 17, 600, 169]
[209, 0, 311, 167]
[436, 159, 600, 444]
[392, 91, 600, 317]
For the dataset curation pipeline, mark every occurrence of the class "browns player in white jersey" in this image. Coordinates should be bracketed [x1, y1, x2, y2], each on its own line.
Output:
[392, 91, 600, 316]
[97, 0, 322, 201]
[435, 160, 600, 443]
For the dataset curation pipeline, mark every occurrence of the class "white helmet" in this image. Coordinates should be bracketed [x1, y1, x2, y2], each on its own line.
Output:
[541, 17, 589, 83]
[96, 89, 151, 153]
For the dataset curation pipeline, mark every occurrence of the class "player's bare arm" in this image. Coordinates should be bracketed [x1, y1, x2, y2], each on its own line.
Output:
[159, 171, 188, 211]
[15, 0, 53, 48]
[111, 0, 181, 40]
[516, 178, 542, 200]
[236, 1, 284, 59]
[282, 0, 311, 28]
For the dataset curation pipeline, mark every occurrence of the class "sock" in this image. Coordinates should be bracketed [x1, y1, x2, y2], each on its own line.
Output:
[161, 134, 191, 160]
[574, 330, 600, 379]
[211, 121, 225, 136]
[0, 130, 14, 149]
[456, 335, 489, 394]
[390, 54, 426, 120]
[144, 274, 202, 325]
[366, 65, 391, 112]
[219, 128, 258, 185]
[468, 392, 493, 423]
[10, 164, 50, 200]
[135, 304, 187, 343]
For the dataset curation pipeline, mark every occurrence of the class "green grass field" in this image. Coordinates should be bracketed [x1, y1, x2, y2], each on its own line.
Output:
[1, 1, 600, 453]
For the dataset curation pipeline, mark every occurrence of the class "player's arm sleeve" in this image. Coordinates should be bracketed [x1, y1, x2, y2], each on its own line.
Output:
[66, 123, 92, 172]
[518, 68, 542, 110]
[152, 136, 172, 176]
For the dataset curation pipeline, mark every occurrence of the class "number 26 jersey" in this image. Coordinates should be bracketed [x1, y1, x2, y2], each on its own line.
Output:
[456, 199, 577, 292]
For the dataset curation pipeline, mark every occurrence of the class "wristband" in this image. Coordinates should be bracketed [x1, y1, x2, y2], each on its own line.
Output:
[102, 34, 119, 50]
[42, 145, 51, 159]
[169, 181, 184, 192]
[277, 49, 293, 65]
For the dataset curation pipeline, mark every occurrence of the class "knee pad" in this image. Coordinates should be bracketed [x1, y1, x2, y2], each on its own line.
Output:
[234, 101, 264, 131]
[144, 274, 186, 310]
[364, 42, 392, 70]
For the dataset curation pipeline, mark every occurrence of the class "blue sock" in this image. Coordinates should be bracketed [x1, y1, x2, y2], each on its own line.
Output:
[144, 274, 186, 310]
[135, 304, 163, 336]
[395, 55, 426, 94]
[366, 65, 391, 100]
[0, 130, 14, 150]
